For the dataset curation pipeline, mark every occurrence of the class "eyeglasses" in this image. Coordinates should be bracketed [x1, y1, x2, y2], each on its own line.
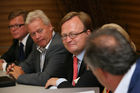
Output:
[8, 24, 25, 29]
[30, 28, 43, 37]
[61, 30, 87, 40]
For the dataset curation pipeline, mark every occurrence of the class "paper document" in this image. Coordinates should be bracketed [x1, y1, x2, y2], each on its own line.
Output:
[77, 90, 95, 93]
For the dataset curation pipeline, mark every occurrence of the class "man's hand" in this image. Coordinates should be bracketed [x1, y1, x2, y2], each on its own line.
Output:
[0, 59, 4, 70]
[45, 78, 59, 88]
[6, 63, 15, 74]
[7, 64, 24, 80]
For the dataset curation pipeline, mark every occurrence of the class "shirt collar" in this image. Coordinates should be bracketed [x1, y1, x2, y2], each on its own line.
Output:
[37, 31, 55, 53]
[114, 63, 136, 93]
[73, 50, 85, 62]
[19, 34, 29, 46]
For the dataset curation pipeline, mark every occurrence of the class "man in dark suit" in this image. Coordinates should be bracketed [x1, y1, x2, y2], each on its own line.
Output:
[84, 24, 140, 93]
[7, 10, 72, 86]
[45, 11, 103, 90]
[0, 9, 34, 71]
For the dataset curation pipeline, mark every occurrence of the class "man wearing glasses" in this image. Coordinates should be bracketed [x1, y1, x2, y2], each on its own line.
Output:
[0, 9, 34, 71]
[45, 12, 103, 91]
[6, 10, 72, 86]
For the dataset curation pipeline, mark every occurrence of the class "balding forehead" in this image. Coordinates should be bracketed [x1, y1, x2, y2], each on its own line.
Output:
[92, 35, 118, 49]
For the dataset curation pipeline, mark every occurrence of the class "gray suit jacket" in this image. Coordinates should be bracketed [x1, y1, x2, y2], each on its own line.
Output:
[17, 33, 72, 86]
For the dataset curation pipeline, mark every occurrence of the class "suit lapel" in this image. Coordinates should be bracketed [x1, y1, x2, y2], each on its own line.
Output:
[128, 58, 140, 92]
[15, 42, 20, 64]
[68, 56, 73, 82]
[47, 32, 58, 49]
[36, 50, 42, 72]
[41, 33, 58, 71]
[42, 49, 49, 71]
[25, 35, 33, 57]
[78, 60, 86, 77]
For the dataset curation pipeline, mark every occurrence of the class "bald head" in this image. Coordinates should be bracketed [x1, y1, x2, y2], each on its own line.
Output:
[85, 27, 137, 75]
[92, 34, 118, 52]
[101, 23, 136, 51]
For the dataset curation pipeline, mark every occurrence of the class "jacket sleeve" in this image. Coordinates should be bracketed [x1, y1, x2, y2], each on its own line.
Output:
[17, 42, 72, 86]
[1, 39, 18, 63]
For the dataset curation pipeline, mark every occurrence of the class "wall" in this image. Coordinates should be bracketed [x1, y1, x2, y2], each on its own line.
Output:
[0, 0, 140, 55]
[109, 0, 140, 50]
[0, 0, 65, 55]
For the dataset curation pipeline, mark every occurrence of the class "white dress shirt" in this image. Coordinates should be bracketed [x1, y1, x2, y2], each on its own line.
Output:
[114, 63, 136, 93]
[2, 34, 29, 71]
[56, 50, 86, 87]
[37, 31, 55, 72]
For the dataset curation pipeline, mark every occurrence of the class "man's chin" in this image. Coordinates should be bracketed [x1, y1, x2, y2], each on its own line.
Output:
[68, 49, 77, 54]
[38, 44, 46, 48]
[13, 37, 20, 40]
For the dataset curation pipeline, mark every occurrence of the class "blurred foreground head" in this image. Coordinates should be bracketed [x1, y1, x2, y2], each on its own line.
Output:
[84, 25, 137, 91]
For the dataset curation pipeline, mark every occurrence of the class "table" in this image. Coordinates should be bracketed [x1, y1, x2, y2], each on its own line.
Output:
[0, 71, 99, 93]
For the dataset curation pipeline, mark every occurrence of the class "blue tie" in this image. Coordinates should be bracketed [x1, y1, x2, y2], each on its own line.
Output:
[19, 42, 25, 61]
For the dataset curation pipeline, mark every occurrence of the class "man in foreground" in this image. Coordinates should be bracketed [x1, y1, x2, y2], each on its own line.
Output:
[85, 25, 140, 93]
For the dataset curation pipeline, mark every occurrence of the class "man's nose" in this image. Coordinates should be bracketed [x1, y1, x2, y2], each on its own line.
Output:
[35, 33, 40, 39]
[65, 36, 72, 42]
[10, 27, 17, 32]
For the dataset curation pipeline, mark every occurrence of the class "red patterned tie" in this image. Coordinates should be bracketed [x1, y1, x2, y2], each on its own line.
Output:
[72, 56, 78, 86]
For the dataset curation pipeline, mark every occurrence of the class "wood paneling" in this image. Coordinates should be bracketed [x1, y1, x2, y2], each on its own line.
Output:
[0, 0, 65, 55]
[0, 0, 140, 55]
[109, 0, 140, 50]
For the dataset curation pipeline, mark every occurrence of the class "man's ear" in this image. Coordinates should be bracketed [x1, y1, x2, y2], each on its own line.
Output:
[47, 23, 53, 31]
[86, 29, 92, 35]
[97, 68, 109, 79]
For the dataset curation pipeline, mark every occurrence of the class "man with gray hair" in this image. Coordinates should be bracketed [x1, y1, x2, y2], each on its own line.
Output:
[7, 10, 72, 86]
[85, 26, 140, 93]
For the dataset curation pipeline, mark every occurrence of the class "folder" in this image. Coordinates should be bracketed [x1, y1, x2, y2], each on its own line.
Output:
[0, 76, 15, 87]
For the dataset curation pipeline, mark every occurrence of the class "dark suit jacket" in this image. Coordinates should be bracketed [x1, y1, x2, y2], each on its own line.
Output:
[17, 33, 72, 86]
[1, 35, 34, 65]
[58, 58, 103, 92]
[128, 58, 140, 93]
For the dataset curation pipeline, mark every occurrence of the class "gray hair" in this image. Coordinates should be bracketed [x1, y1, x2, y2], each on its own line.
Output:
[25, 10, 51, 25]
[85, 27, 137, 75]
[101, 23, 136, 51]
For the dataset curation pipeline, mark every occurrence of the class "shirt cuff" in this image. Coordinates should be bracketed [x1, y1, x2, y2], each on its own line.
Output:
[2, 60, 7, 71]
[49, 86, 58, 89]
[56, 78, 67, 87]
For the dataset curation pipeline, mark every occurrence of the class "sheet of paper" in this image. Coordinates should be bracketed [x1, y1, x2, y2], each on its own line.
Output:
[77, 90, 95, 93]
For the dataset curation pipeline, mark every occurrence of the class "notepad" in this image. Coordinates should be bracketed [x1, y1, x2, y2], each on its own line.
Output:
[0, 76, 16, 87]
